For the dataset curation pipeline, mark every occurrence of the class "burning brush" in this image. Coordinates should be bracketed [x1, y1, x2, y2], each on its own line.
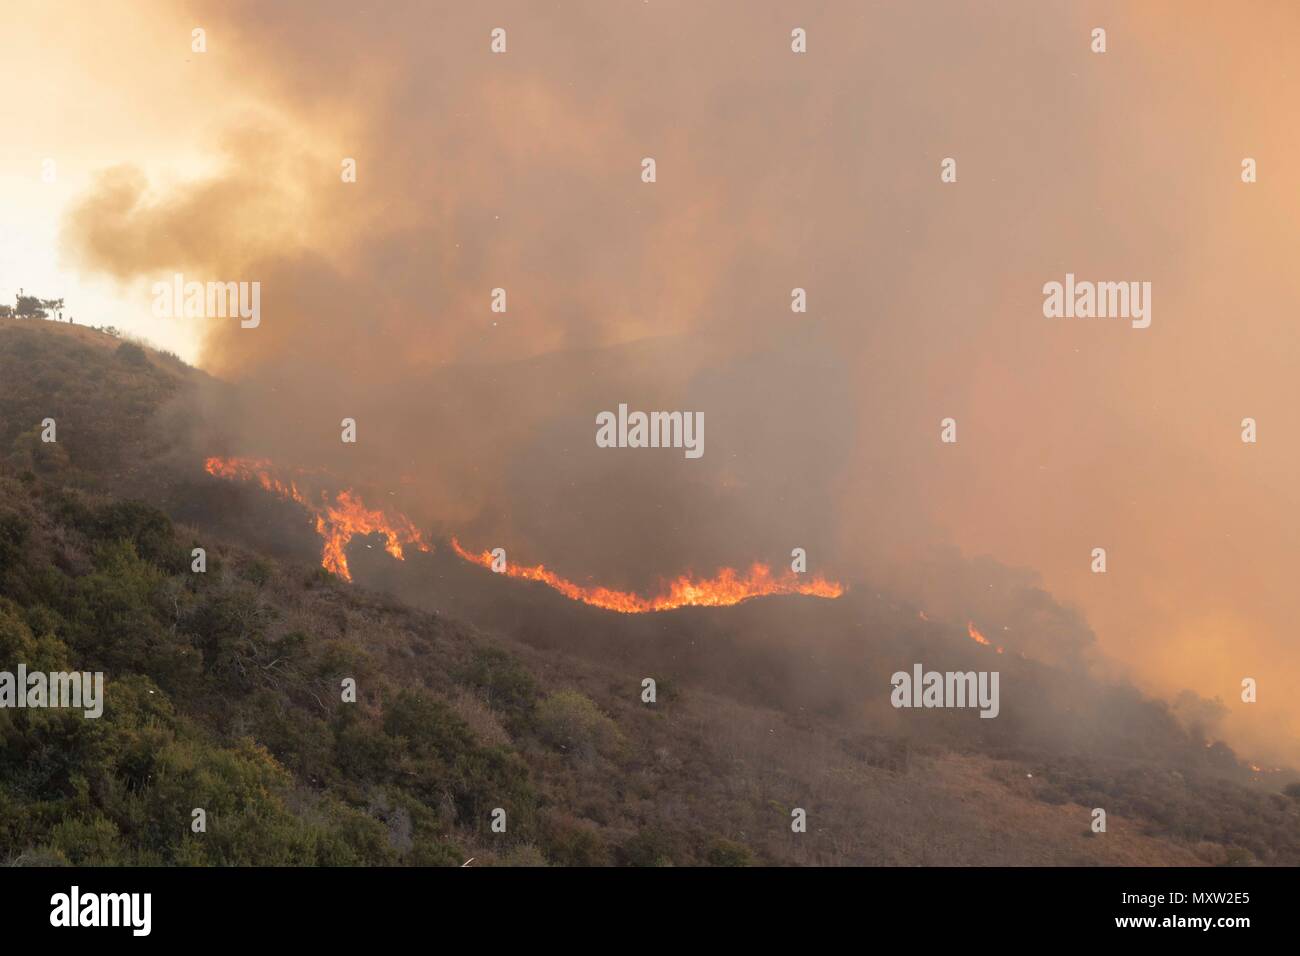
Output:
[204, 456, 844, 611]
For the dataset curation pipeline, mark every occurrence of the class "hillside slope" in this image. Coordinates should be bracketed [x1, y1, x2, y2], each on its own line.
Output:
[2, 317, 1298, 866]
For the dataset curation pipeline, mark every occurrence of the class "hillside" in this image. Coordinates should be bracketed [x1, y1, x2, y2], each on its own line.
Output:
[2, 316, 1299, 866]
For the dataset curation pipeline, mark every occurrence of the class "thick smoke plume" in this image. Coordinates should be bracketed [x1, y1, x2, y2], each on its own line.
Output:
[60, 1, 1300, 763]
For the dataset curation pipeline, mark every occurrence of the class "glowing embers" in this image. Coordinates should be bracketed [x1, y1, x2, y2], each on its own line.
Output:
[451, 538, 844, 613]
[203, 456, 430, 582]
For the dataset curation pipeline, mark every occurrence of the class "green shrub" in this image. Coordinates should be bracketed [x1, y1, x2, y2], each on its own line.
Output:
[705, 836, 755, 867]
[115, 342, 150, 366]
[380, 692, 538, 836]
[536, 690, 623, 761]
[455, 646, 539, 722]
[541, 815, 610, 866]
[618, 828, 678, 867]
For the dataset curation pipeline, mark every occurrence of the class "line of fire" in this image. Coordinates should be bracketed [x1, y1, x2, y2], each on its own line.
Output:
[203, 455, 844, 612]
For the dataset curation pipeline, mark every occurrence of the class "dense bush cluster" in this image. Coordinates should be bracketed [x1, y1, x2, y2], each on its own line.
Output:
[0, 476, 773, 865]
[0, 482, 533, 864]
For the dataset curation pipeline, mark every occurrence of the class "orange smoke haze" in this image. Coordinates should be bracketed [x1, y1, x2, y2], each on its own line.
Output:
[24, 0, 1300, 765]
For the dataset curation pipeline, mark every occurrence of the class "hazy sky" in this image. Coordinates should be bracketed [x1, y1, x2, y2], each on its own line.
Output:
[4, 0, 1299, 763]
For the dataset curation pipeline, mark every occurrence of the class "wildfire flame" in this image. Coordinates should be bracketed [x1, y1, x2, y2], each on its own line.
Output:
[451, 538, 843, 613]
[204, 455, 845, 611]
[204, 456, 431, 582]
[967, 621, 1004, 654]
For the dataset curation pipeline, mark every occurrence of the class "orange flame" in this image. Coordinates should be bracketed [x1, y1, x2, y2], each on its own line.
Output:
[204, 456, 431, 582]
[204, 455, 845, 611]
[451, 538, 843, 613]
[967, 621, 1005, 654]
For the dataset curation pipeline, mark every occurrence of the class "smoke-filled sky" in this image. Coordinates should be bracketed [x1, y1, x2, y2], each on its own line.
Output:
[4, 0, 1299, 762]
